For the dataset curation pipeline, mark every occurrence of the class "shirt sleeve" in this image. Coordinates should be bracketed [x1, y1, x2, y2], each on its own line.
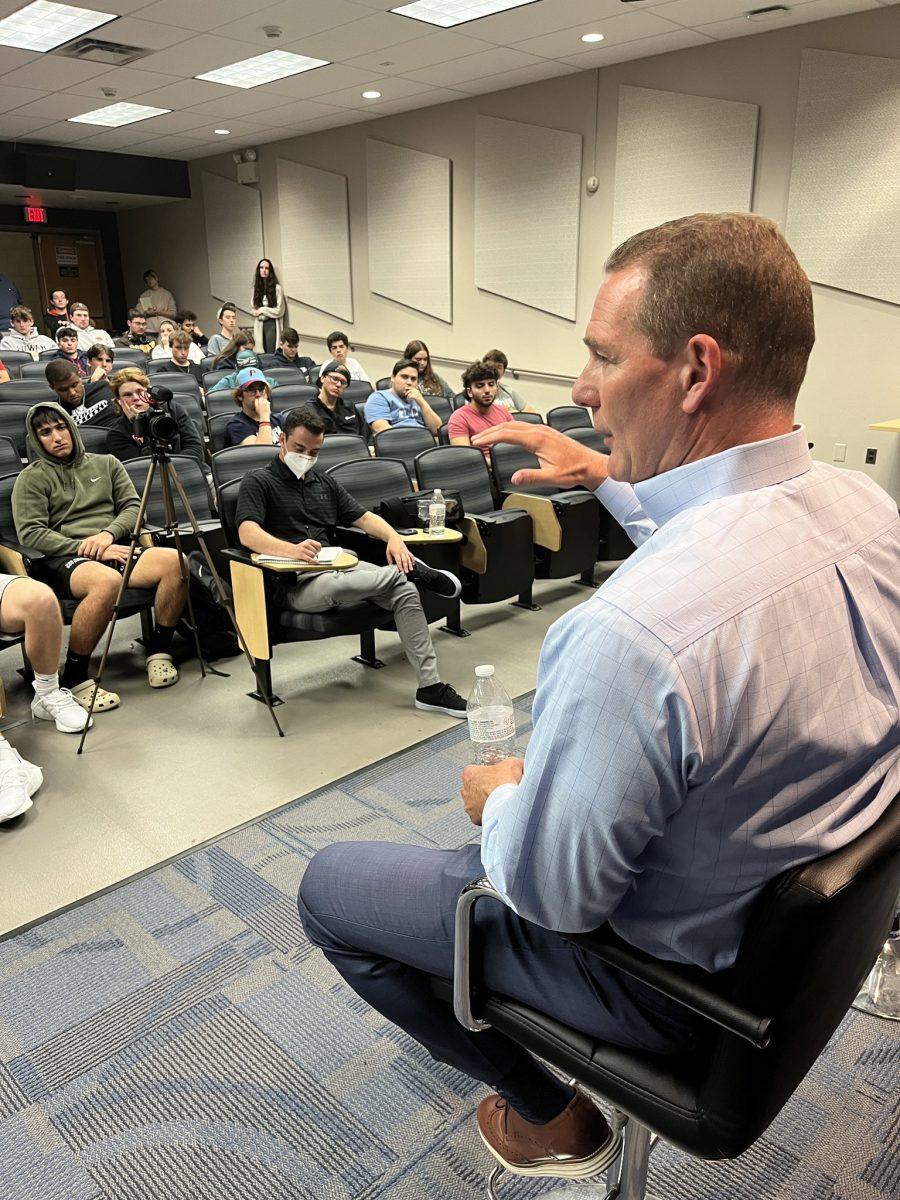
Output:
[480, 602, 702, 933]
[596, 477, 657, 547]
[364, 392, 391, 425]
[447, 409, 469, 440]
[332, 478, 367, 525]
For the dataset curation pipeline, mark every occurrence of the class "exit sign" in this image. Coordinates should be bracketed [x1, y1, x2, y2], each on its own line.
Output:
[24, 206, 47, 223]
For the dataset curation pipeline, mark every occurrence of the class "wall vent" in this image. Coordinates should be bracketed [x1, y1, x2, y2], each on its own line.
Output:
[56, 38, 152, 66]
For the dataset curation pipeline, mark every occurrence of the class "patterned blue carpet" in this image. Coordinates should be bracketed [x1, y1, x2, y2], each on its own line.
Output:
[0, 696, 896, 1200]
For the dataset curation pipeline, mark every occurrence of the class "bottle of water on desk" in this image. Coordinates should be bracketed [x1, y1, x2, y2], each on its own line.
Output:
[428, 488, 446, 537]
[467, 665, 516, 764]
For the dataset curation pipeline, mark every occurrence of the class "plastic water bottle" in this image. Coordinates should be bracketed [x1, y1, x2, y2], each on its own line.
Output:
[428, 488, 446, 537]
[417, 495, 431, 529]
[467, 665, 516, 764]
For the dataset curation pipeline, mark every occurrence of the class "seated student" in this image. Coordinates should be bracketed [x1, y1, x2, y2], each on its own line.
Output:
[45, 360, 117, 428]
[206, 303, 238, 358]
[70, 302, 114, 353]
[364, 359, 443, 435]
[236, 406, 466, 716]
[448, 361, 513, 458]
[211, 331, 257, 373]
[208, 347, 276, 393]
[0, 574, 90, 821]
[482, 348, 533, 412]
[151, 319, 204, 366]
[12, 403, 186, 707]
[87, 343, 115, 382]
[114, 310, 155, 354]
[154, 331, 204, 385]
[225, 368, 284, 446]
[44, 289, 70, 339]
[54, 324, 89, 379]
[0, 305, 56, 356]
[404, 339, 453, 401]
[272, 327, 315, 375]
[312, 361, 359, 434]
[175, 309, 207, 349]
[326, 330, 369, 383]
[105, 367, 204, 468]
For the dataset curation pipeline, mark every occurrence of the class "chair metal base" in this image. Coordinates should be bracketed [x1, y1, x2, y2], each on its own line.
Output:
[351, 653, 385, 669]
[441, 622, 471, 638]
[247, 688, 284, 706]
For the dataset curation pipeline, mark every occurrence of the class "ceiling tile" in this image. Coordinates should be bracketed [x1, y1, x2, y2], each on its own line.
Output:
[85, 16, 192, 51]
[402, 46, 546, 86]
[132, 33, 253, 78]
[563, 26, 714, 67]
[216, 0, 364, 46]
[344, 29, 491, 73]
[184, 90, 291, 119]
[326, 73, 445, 107]
[514, 10, 682, 57]
[356, 86, 469, 113]
[450, 58, 579, 93]
[5, 93, 86, 120]
[454, 0, 626, 43]
[0, 45, 40, 72]
[0, 83, 44, 111]
[647, 0, 759, 25]
[274, 11, 430, 61]
[61, 125, 173, 151]
[696, 0, 881, 36]
[137, 0, 273, 32]
[63, 67, 185, 101]
[264, 63, 375, 99]
[252, 99, 349, 126]
[3, 55, 114, 89]
[0, 113, 55, 138]
[127, 78, 239, 110]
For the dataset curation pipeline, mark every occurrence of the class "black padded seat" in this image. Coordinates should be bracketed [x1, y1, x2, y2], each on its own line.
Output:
[547, 405, 591, 431]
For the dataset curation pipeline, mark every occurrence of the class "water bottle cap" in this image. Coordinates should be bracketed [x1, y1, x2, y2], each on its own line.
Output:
[475, 664, 494, 678]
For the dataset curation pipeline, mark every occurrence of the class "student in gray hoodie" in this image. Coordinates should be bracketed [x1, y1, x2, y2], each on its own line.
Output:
[12, 403, 186, 710]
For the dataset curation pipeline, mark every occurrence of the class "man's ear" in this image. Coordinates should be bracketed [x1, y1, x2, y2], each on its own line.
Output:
[680, 334, 721, 416]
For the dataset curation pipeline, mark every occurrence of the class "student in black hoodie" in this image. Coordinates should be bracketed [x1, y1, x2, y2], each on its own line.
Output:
[272, 327, 315, 377]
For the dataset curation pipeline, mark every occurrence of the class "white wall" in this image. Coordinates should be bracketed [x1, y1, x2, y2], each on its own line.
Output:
[118, 5, 900, 497]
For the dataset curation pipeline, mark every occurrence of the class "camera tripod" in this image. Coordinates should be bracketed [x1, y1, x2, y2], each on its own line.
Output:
[76, 444, 285, 751]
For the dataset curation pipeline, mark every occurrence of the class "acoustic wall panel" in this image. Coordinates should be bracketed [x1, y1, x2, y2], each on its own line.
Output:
[366, 139, 451, 322]
[611, 86, 758, 249]
[786, 49, 900, 306]
[201, 171, 264, 306]
[475, 115, 582, 321]
[276, 159, 353, 322]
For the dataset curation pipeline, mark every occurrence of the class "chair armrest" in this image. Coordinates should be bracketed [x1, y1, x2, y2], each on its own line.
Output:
[453, 877, 773, 1048]
[502, 492, 562, 552]
[0, 540, 45, 576]
[227, 557, 271, 660]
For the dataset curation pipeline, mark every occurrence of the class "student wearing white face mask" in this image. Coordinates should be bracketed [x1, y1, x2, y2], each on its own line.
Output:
[235, 407, 468, 717]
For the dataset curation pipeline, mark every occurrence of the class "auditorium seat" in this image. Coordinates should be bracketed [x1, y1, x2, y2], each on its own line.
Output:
[109, 348, 149, 368]
[373, 426, 436, 475]
[18, 361, 56, 381]
[206, 413, 233, 453]
[121, 455, 221, 551]
[327, 457, 412, 515]
[0, 436, 22, 475]
[565, 426, 609, 454]
[547, 405, 591, 431]
[0, 380, 57, 407]
[375, 377, 391, 390]
[314, 434, 369, 474]
[0, 405, 35, 457]
[344, 381, 374, 404]
[266, 368, 309, 387]
[266, 383, 317, 409]
[27, 425, 109, 460]
[0, 351, 32, 379]
[210, 445, 279, 492]
[205, 390, 240, 420]
[512, 411, 543, 424]
[203, 369, 233, 391]
[563, 427, 636, 561]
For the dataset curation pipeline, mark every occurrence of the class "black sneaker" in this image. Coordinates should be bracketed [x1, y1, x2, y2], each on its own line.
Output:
[415, 682, 467, 717]
[407, 557, 461, 600]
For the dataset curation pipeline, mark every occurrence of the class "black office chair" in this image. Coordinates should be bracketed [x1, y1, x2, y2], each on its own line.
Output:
[210, 445, 279, 492]
[415, 446, 536, 609]
[512, 411, 543, 424]
[344, 381, 373, 404]
[373, 426, 436, 475]
[547, 405, 591, 432]
[0, 380, 57, 408]
[18, 361, 57, 381]
[489, 443, 602, 585]
[315, 434, 369, 474]
[217, 478, 395, 705]
[0, 436, 21, 475]
[0, 405, 35, 457]
[121, 455, 221, 551]
[448, 791, 900, 1200]
[0, 350, 32, 378]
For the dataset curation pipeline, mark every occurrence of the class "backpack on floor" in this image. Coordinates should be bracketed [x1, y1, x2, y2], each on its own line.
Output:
[180, 552, 241, 662]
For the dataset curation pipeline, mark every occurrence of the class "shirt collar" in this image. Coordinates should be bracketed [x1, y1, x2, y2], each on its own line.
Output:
[632, 425, 812, 529]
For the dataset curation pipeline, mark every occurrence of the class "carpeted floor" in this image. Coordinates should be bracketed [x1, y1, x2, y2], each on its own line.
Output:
[0, 696, 896, 1200]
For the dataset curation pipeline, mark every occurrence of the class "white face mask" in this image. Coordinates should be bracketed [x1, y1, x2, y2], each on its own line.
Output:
[283, 451, 316, 480]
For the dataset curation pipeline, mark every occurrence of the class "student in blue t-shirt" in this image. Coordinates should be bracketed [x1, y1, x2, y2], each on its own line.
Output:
[363, 358, 443, 435]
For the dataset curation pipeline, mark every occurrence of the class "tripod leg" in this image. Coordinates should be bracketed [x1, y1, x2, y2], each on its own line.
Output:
[158, 461, 209, 680]
[165, 463, 284, 737]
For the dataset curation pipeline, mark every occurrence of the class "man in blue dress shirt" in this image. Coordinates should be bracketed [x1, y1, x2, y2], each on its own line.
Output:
[298, 214, 899, 1184]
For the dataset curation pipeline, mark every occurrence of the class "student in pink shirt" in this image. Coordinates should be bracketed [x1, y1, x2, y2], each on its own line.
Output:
[447, 361, 512, 458]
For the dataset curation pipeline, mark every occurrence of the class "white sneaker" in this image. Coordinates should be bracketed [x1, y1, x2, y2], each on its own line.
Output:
[31, 686, 92, 733]
[0, 741, 34, 822]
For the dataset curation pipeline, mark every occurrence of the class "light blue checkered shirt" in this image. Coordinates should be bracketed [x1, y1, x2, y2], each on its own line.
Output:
[481, 426, 900, 971]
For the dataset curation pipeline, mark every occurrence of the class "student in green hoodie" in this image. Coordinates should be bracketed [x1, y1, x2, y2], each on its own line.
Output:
[12, 403, 186, 710]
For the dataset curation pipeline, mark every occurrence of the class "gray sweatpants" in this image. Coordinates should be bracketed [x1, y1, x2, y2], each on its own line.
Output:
[282, 560, 439, 686]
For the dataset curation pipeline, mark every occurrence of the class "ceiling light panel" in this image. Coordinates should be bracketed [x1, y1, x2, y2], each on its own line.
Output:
[68, 102, 170, 126]
[391, 0, 538, 28]
[0, 0, 116, 52]
[196, 50, 329, 89]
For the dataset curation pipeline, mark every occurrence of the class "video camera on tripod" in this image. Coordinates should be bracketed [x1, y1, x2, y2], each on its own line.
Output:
[132, 384, 179, 449]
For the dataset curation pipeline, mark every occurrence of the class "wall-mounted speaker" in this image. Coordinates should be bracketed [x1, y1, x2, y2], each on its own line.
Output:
[24, 153, 77, 191]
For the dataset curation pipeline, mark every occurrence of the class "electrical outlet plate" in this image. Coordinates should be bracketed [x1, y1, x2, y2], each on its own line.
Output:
[865, 448, 878, 465]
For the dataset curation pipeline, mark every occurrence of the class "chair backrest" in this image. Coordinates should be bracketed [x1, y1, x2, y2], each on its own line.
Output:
[315, 434, 369, 474]
[203, 369, 232, 391]
[216, 477, 242, 547]
[207, 413, 233, 454]
[373, 426, 436, 474]
[270, 383, 317, 410]
[354, 400, 370, 440]
[438, 423, 450, 446]
[375, 377, 391, 390]
[451, 392, 468, 411]
[147, 358, 194, 375]
[210, 444, 279, 492]
[25, 423, 110, 461]
[122, 455, 215, 527]
[327, 457, 412, 514]
[427, 395, 453, 424]
[697, 790, 900, 1157]
[199, 354, 217, 375]
[0, 379, 57, 406]
[513, 411, 543, 424]
[0, 472, 19, 539]
[265, 367, 307, 387]
[344, 380, 373, 404]
[0, 436, 21, 475]
[415, 445, 497, 515]
[489, 444, 559, 497]
[0, 405, 35, 456]
[0, 350, 32, 378]
[566, 426, 609, 455]
[18, 361, 54, 381]
[171, 390, 205, 436]
[111, 347, 149, 367]
[205, 389, 240, 420]
[547, 406, 591, 432]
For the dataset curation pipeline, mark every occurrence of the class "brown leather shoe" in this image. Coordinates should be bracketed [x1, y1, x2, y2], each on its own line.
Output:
[476, 1088, 622, 1180]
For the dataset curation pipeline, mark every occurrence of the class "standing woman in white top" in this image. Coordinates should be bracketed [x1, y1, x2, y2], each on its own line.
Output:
[251, 259, 285, 355]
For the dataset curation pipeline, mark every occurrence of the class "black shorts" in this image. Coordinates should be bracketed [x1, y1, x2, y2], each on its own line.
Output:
[35, 552, 133, 600]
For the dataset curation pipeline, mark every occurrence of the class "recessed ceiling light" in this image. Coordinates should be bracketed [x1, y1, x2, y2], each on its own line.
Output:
[361, 90, 382, 100]
[214, 128, 231, 135]
[0, 0, 116, 53]
[581, 32, 605, 43]
[196, 50, 329, 90]
[68, 102, 170, 127]
[390, 0, 538, 28]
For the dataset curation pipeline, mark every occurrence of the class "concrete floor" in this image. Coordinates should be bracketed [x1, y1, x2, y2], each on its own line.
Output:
[0, 572, 612, 937]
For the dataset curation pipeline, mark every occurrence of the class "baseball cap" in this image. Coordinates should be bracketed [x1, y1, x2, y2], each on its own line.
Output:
[236, 367, 267, 390]
[318, 359, 351, 384]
